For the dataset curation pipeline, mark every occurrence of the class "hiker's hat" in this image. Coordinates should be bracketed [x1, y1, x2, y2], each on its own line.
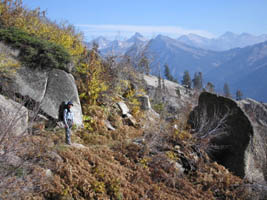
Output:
[67, 101, 73, 106]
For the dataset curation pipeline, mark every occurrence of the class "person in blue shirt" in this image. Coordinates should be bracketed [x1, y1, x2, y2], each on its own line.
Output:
[63, 101, 74, 145]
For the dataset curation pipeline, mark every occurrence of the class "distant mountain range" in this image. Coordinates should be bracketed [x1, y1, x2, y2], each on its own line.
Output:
[86, 32, 267, 102]
[177, 32, 267, 51]
[86, 32, 148, 56]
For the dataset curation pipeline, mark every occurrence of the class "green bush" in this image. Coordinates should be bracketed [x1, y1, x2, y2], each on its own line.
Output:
[152, 102, 165, 114]
[0, 27, 71, 70]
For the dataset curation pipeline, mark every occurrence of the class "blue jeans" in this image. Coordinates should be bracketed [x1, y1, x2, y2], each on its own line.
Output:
[65, 120, 73, 144]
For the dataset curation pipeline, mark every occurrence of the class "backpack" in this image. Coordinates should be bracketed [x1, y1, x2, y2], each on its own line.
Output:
[58, 101, 67, 121]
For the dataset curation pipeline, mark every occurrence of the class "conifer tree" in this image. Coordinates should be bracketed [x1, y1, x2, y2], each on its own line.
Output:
[198, 72, 203, 89]
[164, 64, 177, 82]
[205, 82, 215, 93]
[223, 83, 231, 98]
[157, 69, 162, 90]
[182, 70, 191, 89]
[236, 89, 243, 100]
[193, 72, 203, 90]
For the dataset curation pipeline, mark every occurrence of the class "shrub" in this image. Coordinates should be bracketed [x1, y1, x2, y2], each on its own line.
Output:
[0, 27, 71, 70]
[0, 50, 20, 74]
[106, 178, 123, 200]
[77, 49, 108, 106]
[123, 83, 142, 118]
[152, 102, 165, 114]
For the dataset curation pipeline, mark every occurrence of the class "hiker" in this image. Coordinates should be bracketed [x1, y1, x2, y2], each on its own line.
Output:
[63, 101, 74, 145]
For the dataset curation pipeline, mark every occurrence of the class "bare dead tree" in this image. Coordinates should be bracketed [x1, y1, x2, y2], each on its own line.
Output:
[190, 104, 233, 139]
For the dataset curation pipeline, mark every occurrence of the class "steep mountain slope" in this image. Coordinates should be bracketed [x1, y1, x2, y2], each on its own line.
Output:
[205, 41, 267, 101]
[131, 35, 219, 77]
[234, 65, 267, 101]
[1, 29, 264, 199]
[3, 1, 266, 199]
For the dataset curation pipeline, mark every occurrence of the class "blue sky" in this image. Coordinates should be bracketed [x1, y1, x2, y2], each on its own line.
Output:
[23, 0, 267, 41]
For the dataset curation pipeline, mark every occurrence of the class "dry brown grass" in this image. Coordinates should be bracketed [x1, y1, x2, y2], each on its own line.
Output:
[0, 90, 249, 200]
[0, 118, 249, 200]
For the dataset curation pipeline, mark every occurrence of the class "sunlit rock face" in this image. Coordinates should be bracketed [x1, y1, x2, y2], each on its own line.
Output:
[189, 92, 267, 184]
[0, 43, 83, 126]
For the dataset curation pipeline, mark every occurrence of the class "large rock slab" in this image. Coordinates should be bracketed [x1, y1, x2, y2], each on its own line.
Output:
[238, 98, 267, 184]
[0, 94, 28, 136]
[1, 66, 83, 126]
[138, 95, 151, 110]
[0, 42, 82, 126]
[188, 92, 267, 184]
[39, 69, 82, 126]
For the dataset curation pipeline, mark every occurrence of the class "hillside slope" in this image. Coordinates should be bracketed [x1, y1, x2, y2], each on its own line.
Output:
[205, 41, 267, 101]
[0, 93, 248, 200]
[0, 1, 265, 199]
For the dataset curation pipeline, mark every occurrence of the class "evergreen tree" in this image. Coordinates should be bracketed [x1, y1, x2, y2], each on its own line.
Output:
[164, 64, 171, 80]
[236, 89, 243, 100]
[223, 83, 231, 98]
[157, 69, 162, 90]
[199, 72, 203, 89]
[193, 72, 203, 90]
[205, 82, 215, 93]
[182, 70, 191, 89]
[164, 64, 177, 82]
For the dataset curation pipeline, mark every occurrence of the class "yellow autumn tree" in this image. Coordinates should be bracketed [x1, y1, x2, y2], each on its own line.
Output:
[77, 48, 108, 107]
[76, 47, 108, 131]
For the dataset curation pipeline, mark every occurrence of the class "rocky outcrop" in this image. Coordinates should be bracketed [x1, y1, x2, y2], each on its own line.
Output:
[0, 94, 28, 136]
[117, 102, 130, 116]
[0, 42, 82, 126]
[188, 92, 267, 185]
[143, 75, 198, 118]
[117, 102, 137, 127]
[138, 95, 151, 110]
[1, 67, 83, 126]
[238, 98, 267, 184]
